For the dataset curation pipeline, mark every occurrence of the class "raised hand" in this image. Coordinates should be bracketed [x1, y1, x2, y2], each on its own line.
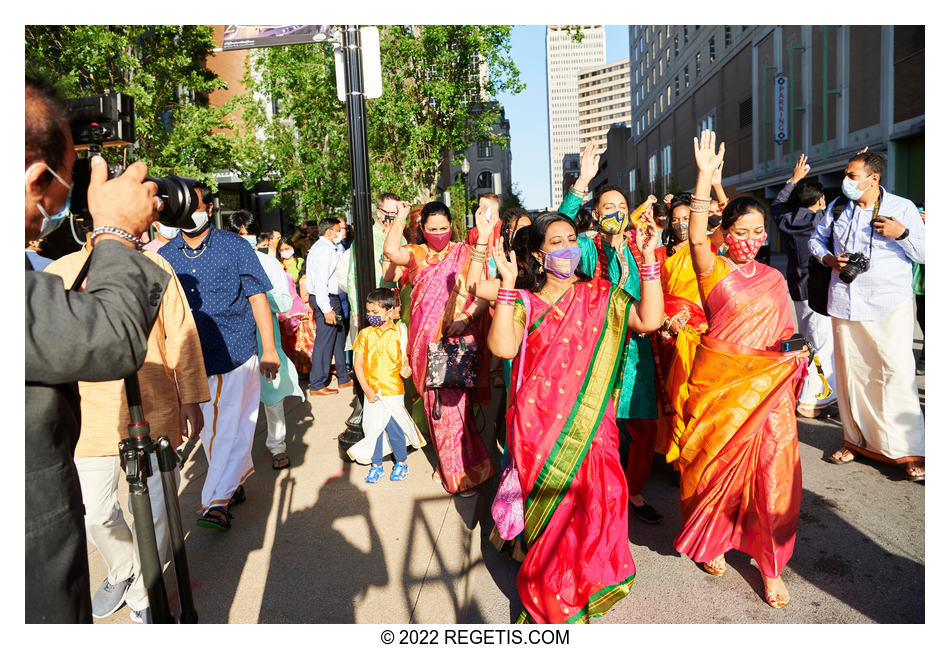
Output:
[693, 129, 725, 176]
[578, 140, 601, 184]
[790, 153, 810, 184]
[474, 202, 498, 242]
[635, 210, 660, 255]
[493, 249, 519, 288]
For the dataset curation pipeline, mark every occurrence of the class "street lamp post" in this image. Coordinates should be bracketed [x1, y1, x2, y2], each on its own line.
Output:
[461, 157, 471, 225]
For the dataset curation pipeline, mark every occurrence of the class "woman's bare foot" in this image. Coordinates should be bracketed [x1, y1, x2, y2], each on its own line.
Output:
[702, 555, 727, 576]
[761, 571, 790, 608]
[905, 461, 925, 481]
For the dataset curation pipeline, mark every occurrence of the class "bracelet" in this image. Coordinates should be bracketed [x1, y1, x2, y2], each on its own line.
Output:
[689, 195, 711, 212]
[473, 242, 489, 247]
[569, 186, 587, 199]
[91, 226, 144, 249]
[470, 250, 487, 263]
[639, 262, 661, 280]
[496, 288, 519, 303]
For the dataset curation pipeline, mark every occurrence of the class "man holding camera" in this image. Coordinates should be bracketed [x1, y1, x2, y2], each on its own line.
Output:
[809, 151, 925, 480]
[25, 77, 170, 622]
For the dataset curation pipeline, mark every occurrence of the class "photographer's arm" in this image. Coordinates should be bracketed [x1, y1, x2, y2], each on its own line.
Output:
[26, 241, 168, 385]
[26, 158, 169, 385]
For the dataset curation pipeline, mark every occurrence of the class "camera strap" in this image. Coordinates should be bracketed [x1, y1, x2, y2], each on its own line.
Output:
[842, 193, 882, 261]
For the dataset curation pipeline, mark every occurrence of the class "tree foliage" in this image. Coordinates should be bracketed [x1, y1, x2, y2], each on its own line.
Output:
[237, 25, 523, 224]
[25, 25, 236, 190]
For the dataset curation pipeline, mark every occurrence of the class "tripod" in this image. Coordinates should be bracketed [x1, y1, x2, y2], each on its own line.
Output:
[72, 254, 198, 624]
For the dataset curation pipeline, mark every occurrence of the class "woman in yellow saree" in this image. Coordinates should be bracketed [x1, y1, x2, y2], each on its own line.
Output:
[675, 131, 809, 608]
[488, 212, 664, 623]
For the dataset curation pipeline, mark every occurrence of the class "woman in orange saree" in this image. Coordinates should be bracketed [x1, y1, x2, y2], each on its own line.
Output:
[675, 130, 808, 608]
[488, 212, 664, 623]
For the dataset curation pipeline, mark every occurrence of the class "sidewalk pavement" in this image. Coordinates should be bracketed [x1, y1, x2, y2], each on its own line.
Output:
[89, 385, 486, 624]
[90, 326, 925, 624]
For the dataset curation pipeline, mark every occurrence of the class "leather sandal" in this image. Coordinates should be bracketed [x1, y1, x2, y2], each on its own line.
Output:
[825, 448, 855, 465]
[196, 506, 231, 530]
[272, 453, 290, 470]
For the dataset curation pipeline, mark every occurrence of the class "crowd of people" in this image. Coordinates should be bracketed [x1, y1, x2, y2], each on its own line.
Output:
[26, 65, 925, 626]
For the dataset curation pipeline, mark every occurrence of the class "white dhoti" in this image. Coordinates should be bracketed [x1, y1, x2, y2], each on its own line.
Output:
[199, 354, 261, 513]
[347, 395, 425, 465]
[794, 300, 836, 408]
[832, 298, 925, 462]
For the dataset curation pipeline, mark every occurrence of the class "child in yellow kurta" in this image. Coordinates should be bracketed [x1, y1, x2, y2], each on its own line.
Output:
[349, 288, 426, 482]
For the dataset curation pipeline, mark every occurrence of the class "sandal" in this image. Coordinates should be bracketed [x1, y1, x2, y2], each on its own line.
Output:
[826, 448, 855, 465]
[701, 556, 727, 576]
[365, 465, 384, 484]
[390, 463, 409, 482]
[762, 574, 790, 608]
[196, 506, 231, 530]
[272, 452, 290, 471]
[228, 485, 246, 508]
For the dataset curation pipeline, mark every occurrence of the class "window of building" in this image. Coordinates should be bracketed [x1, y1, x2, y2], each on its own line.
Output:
[684, 66, 689, 88]
[629, 168, 637, 194]
[738, 97, 753, 128]
[683, 27, 688, 45]
[675, 75, 680, 96]
[709, 37, 715, 64]
[661, 143, 672, 194]
[477, 170, 493, 189]
[667, 85, 672, 105]
[674, 35, 679, 56]
[698, 110, 716, 135]
[725, 26, 732, 47]
[648, 154, 657, 187]
[478, 140, 492, 158]
[660, 94, 664, 112]
[659, 58, 663, 77]
[666, 47, 671, 64]
[695, 52, 701, 76]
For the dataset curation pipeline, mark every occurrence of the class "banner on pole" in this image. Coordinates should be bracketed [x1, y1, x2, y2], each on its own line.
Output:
[774, 73, 789, 145]
[335, 27, 383, 101]
[221, 25, 332, 51]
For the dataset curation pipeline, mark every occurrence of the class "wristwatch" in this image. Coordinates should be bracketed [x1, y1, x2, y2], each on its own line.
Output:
[896, 227, 909, 240]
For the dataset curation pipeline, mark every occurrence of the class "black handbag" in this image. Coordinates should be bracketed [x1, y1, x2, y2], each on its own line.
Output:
[425, 338, 477, 420]
[807, 198, 841, 317]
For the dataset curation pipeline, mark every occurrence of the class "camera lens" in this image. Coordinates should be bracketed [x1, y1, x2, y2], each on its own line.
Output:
[147, 175, 198, 229]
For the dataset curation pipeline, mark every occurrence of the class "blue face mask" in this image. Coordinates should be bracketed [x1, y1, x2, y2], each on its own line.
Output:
[842, 175, 874, 201]
[366, 309, 393, 327]
[27, 162, 73, 237]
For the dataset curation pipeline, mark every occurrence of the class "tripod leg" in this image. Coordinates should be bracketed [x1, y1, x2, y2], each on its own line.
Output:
[121, 442, 173, 624]
[155, 437, 198, 623]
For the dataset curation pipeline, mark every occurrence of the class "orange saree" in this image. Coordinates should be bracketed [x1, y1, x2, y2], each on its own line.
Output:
[672, 258, 807, 579]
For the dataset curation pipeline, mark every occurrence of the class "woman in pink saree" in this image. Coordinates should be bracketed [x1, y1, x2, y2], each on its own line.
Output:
[488, 212, 664, 623]
[676, 131, 809, 608]
[383, 200, 494, 495]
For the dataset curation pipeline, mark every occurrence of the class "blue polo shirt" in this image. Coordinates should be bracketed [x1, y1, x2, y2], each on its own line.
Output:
[158, 225, 272, 376]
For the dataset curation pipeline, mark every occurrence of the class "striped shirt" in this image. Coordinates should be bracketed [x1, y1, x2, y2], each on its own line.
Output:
[809, 188, 924, 321]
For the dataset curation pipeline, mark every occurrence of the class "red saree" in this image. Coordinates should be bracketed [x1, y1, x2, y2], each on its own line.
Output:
[508, 279, 636, 624]
[672, 259, 806, 578]
[406, 242, 494, 493]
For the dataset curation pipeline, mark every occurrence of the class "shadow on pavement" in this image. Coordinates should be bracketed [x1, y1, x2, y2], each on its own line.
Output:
[258, 464, 386, 622]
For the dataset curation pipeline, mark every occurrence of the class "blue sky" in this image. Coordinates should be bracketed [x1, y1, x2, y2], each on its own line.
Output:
[498, 25, 630, 211]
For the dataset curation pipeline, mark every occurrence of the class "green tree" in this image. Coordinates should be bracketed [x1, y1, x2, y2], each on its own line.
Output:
[237, 25, 523, 225]
[501, 183, 526, 212]
[25, 25, 237, 190]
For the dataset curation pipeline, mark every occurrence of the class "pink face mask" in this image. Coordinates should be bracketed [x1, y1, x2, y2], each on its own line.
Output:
[725, 232, 767, 263]
[423, 230, 452, 252]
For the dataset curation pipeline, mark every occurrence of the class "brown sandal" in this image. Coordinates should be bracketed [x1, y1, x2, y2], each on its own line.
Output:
[196, 506, 231, 530]
[272, 453, 290, 470]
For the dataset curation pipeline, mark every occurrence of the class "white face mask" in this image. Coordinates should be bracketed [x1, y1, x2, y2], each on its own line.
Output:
[280, 249, 294, 259]
[156, 223, 180, 240]
[331, 229, 344, 244]
[242, 234, 258, 246]
[183, 211, 208, 234]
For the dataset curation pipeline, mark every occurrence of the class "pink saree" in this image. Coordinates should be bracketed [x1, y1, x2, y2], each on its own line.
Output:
[508, 279, 636, 623]
[673, 260, 806, 578]
[406, 242, 495, 493]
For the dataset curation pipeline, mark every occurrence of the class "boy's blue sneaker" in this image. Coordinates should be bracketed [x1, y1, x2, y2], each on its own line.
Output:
[391, 463, 409, 481]
[365, 465, 384, 484]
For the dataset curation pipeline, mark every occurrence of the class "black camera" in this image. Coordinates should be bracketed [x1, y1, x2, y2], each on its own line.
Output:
[838, 251, 870, 284]
[64, 92, 202, 230]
